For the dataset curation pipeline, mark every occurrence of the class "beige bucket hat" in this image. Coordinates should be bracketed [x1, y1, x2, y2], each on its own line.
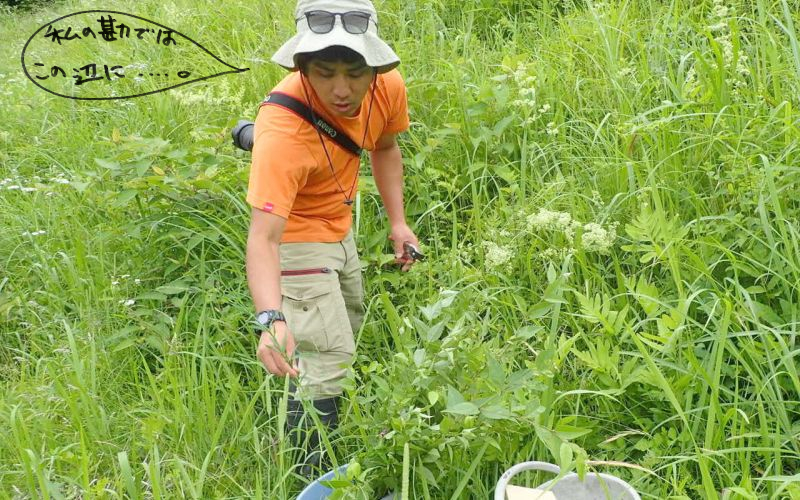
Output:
[271, 0, 400, 74]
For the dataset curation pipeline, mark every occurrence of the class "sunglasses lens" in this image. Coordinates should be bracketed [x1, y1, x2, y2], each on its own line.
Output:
[342, 12, 370, 34]
[306, 11, 335, 33]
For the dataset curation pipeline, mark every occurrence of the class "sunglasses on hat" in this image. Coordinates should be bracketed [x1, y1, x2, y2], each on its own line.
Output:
[297, 10, 374, 35]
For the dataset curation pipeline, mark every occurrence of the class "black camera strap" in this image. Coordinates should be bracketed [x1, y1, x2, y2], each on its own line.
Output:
[259, 92, 362, 157]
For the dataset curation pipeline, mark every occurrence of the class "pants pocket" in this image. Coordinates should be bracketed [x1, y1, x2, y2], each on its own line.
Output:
[282, 276, 354, 355]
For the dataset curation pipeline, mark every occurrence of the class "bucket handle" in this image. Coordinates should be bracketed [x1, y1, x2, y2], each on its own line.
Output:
[494, 461, 562, 500]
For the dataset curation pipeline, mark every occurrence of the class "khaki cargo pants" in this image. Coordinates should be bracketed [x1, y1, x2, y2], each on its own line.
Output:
[279, 230, 364, 400]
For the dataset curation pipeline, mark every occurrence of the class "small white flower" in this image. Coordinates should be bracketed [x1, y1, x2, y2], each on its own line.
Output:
[6, 185, 20, 190]
[21, 187, 36, 192]
[111, 281, 120, 286]
[119, 299, 135, 306]
[134, 279, 141, 284]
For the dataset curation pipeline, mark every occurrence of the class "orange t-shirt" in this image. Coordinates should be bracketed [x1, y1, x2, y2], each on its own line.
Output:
[246, 69, 410, 243]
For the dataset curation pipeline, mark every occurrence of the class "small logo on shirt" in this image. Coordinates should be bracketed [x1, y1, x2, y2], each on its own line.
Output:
[263, 202, 274, 212]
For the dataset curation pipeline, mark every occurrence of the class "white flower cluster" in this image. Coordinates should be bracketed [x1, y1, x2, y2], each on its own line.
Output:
[527, 209, 575, 232]
[581, 222, 617, 253]
[617, 64, 635, 79]
[21, 230, 46, 237]
[172, 79, 245, 108]
[683, 0, 750, 97]
[506, 62, 554, 127]
[684, 64, 699, 93]
[709, 0, 750, 91]
[527, 209, 617, 253]
[2, 184, 36, 192]
[482, 240, 513, 270]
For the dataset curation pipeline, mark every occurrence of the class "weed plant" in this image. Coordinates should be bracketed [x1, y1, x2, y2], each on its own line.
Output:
[0, 0, 798, 498]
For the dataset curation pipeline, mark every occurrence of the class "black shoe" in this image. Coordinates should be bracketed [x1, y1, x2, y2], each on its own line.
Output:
[286, 396, 340, 478]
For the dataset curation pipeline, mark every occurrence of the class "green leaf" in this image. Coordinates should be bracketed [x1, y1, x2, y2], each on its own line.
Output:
[443, 402, 479, 416]
[413, 348, 426, 367]
[113, 189, 139, 207]
[554, 423, 592, 440]
[446, 385, 466, 407]
[346, 462, 361, 481]
[559, 442, 574, 469]
[118, 451, 140, 500]
[528, 301, 552, 319]
[480, 405, 513, 420]
[515, 325, 543, 339]
[95, 158, 120, 170]
[320, 479, 352, 488]
[156, 282, 191, 295]
[111, 337, 138, 352]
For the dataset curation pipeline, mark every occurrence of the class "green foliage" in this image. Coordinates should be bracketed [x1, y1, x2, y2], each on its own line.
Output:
[1, 0, 800, 498]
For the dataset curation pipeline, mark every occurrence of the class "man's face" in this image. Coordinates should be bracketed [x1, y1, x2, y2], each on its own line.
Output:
[305, 59, 374, 117]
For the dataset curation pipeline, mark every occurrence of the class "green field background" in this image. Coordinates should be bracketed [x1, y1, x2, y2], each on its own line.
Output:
[1, 0, 799, 498]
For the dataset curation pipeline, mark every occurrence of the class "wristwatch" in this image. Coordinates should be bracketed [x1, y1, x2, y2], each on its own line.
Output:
[255, 309, 286, 334]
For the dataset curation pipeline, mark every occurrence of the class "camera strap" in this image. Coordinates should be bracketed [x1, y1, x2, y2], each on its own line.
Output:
[259, 92, 362, 157]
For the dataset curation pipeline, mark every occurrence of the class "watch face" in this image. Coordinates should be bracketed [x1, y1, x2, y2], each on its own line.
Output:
[257, 310, 284, 326]
[257, 311, 273, 325]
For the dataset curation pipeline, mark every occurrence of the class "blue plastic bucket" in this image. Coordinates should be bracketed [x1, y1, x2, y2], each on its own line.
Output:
[296, 465, 396, 500]
[296, 465, 349, 500]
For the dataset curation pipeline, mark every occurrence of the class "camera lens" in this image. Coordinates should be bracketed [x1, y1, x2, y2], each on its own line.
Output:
[231, 120, 255, 151]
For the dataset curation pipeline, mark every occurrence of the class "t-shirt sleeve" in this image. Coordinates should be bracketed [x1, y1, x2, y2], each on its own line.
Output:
[383, 70, 410, 135]
[245, 110, 312, 218]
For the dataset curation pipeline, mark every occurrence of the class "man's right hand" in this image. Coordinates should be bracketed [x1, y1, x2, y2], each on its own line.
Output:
[257, 321, 298, 378]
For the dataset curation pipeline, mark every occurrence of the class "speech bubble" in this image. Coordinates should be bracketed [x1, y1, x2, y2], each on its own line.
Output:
[21, 10, 249, 100]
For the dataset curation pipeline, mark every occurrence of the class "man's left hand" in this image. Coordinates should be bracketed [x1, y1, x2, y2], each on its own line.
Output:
[388, 223, 420, 272]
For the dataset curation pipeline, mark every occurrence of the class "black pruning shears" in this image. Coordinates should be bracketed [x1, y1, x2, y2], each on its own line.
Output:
[403, 241, 426, 261]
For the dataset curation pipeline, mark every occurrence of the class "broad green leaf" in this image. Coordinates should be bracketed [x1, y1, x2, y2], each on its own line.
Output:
[480, 405, 513, 420]
[443, 402, 479, 416]
[515, 325, 542, 339]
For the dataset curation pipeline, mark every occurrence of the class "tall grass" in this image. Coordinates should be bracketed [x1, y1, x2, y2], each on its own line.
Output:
[1, 0, 798, 498]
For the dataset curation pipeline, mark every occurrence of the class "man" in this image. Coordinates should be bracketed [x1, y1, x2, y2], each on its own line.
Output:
[245, 0, 420, 475]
